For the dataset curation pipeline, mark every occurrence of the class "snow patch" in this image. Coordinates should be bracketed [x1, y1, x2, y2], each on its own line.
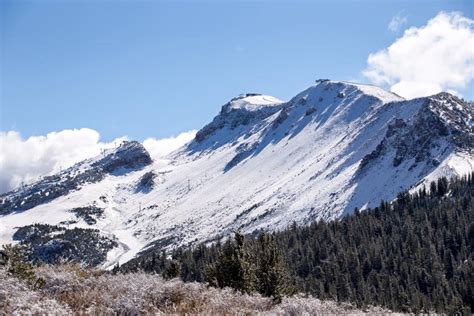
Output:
[225, 94, 284, 112]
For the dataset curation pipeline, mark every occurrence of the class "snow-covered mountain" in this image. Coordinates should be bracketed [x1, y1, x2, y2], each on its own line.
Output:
[1, 80, 473, 268]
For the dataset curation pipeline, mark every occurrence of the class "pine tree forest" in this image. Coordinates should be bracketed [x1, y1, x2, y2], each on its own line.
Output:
[120, 173, 474, 314]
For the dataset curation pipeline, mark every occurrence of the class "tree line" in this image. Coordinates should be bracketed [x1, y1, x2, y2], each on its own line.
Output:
[120, 173, 474, 314]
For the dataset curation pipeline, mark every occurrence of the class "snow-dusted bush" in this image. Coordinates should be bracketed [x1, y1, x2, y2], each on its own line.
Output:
[32, 265, 273, 314]
[270, 294, 395, 315]
[0, 269, 70, 314]
[1, 265, 392, 314]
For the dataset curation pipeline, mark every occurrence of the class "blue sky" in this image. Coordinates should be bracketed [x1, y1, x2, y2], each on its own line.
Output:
[1, 0, 473, 141]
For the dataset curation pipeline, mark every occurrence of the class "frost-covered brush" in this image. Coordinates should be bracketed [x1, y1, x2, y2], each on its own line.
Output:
[1, 264, 394, 315]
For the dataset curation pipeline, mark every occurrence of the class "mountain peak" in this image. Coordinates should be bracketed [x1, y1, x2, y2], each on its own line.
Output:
[0, 140, 152, 216]
[221, 93, 283, 114]
[286, 80, 404, 112]
[428, 91, 469, 106]
[194, 94, 283, 143]
[91, 140, 152, 173]
[341, 81, 404, 103]
[423, 91, 473, 122]
[317, 80, 404, 102]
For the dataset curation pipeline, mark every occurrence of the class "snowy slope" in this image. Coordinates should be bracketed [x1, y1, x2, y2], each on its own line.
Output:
[1, 81, 472, 268]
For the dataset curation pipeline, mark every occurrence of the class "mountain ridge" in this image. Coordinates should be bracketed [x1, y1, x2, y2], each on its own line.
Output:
[0, 80, 472, 268]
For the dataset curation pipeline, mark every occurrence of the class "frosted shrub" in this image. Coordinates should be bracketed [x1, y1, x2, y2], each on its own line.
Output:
[270, 295, 398, 315]
[0, 269, 70, 314]
[30, 265, 270, 314]
[1, 265, 392, 314]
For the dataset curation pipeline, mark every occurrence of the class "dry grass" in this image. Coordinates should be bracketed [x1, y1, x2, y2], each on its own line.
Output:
[1, 265, 395, 315]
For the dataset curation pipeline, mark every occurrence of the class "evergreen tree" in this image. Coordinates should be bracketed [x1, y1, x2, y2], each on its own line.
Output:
[256, 233, 292, 302]
[204, 232, 255, 293]
[162, 260, 181, 280]
[120, 172, 474, 313]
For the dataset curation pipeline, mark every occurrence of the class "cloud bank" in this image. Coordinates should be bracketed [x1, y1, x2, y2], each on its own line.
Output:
[143, 130, 196, 160]
[0, 129, 196, 194]
[364, 11, 474, 99]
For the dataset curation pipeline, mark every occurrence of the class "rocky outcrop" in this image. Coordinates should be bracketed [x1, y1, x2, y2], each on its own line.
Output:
[195, 95, 282, 143]
[135, 171, 157, 193]
[359, 95, 473, 172]
[0, 141, 152, 215]
[92, 141, 152, 173]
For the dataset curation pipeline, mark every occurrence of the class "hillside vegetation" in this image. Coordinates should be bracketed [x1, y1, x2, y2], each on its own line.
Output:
[0, 264, 391, 314]
[123, 174, 474, 314]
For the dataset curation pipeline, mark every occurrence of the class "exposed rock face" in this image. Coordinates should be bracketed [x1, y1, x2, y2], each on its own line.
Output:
[224, 142, 259, 172]
[195, 94, 283, 143]
[0, 141, 152, 215]
[92, 141, 152, 173]
[272, 108, 289, 128]
[359, 94, 473, 172]
[135, 171, 157, 193]
[428, 93, 474, 150]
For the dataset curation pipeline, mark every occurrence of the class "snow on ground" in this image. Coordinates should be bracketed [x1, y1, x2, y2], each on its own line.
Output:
[0, 81, 472, 267]
[343, 81, 405, 103]
[414, 151, 474, 190]
[0, 165, 151, 267]
[225, 94, 284, 112]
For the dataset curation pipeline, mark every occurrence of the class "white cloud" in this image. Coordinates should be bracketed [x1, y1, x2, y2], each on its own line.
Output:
[363, 11, 474, 99]
[143, 130, 196, 160]
[388, 13, 408, 32]
[0, 128, 197, 194]
[0, 128, 127, 194]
